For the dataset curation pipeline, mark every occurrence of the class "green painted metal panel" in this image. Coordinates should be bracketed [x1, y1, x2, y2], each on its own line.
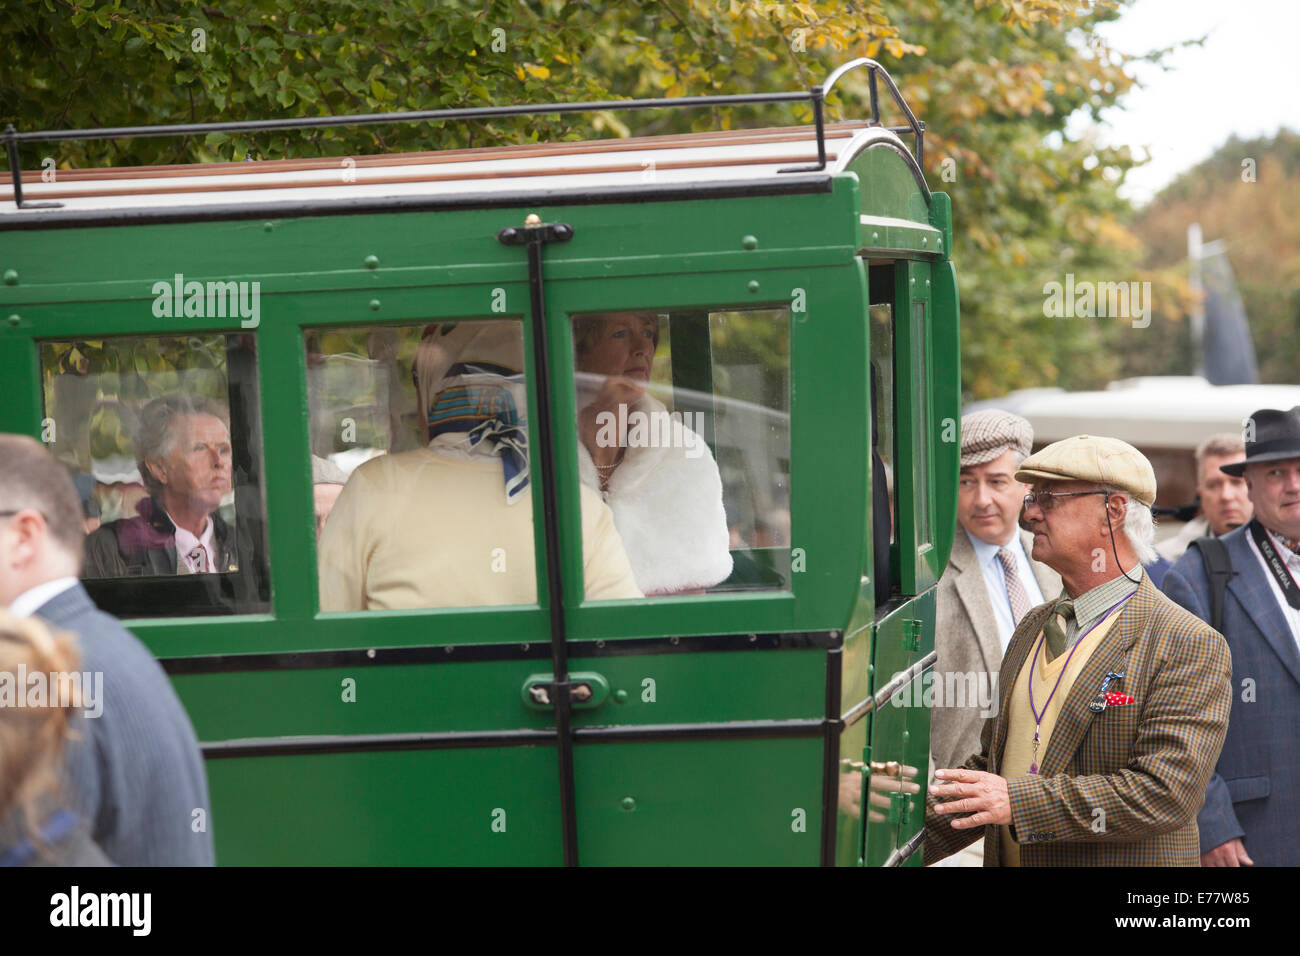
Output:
[848, 144, 931, 226]
[931, 258, 962, 574]
[573, 738, 822, 865]
[206, 747, 562, 865]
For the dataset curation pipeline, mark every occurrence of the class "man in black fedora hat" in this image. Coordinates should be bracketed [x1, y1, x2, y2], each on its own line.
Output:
[1164, 406, 1300, 866]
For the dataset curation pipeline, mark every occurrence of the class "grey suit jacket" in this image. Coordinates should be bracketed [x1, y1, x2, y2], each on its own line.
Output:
[37, 582, 215, 865]
[1163, 525, 1300, 865]
[931, 528, 1061, 772]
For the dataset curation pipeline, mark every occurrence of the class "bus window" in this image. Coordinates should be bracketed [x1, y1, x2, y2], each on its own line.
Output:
[309, 320, 640, 611]
[570, 307, 791, 598]
[870, 301, 898, 605]
[40, 334, 271, 617]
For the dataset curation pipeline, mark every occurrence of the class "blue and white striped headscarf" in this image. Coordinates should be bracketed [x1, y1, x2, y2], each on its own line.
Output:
[418, 323, 530, 504]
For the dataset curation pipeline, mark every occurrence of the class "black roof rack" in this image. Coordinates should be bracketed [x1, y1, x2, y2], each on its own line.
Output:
[4, 58, 924, 211]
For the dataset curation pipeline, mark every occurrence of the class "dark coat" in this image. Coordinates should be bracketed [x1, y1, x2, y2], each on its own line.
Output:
[36, 583, 216, 865]
[1163, 524, 1300, 865]
[83, 496, 238, 578]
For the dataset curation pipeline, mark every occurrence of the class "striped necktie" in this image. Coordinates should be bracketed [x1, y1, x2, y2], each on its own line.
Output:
[997, 547, 1033, 625]
[187, 547, 208, 573]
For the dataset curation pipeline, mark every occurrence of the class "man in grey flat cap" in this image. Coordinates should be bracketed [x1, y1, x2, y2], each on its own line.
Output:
[930, 410, 1060, 866]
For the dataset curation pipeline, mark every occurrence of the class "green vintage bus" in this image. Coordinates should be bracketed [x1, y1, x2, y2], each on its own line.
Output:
[1, 59, 959, 866]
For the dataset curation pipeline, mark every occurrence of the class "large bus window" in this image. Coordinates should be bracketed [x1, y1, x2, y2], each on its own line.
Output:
[310, 320, 641, 611]
[570, 306, 791, 598]
[40, 334, 271, 617]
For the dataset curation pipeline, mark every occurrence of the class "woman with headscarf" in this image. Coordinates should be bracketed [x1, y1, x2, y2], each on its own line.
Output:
[317, 321, 642, 610]
[573, 312, 733, 596]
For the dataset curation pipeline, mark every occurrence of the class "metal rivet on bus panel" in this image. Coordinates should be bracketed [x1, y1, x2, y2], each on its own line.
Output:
[621, 797, 636, 811]
[525, 213, 541, 226]
[670, 636, 680, 645]
[6, 314, 19, 327]
[936, 237, 943, 249]
[748, 633, 757, 643]
[369, 299, 381, 311]
[444, 646, 453, 654]
[614, 689, 628, 703]
[747, 280, 759, 293]
[910, 276, 916, 285]
[2, 270, 17, 285]
[595, 639, 605, 648]
[921, 236, 928, 246]
[263, 222, 274, 232]
[871, 232, 880, 242]
[366, 648, 376, 659]
[742, 235, 758, 250]
[364, 255, 380, 269]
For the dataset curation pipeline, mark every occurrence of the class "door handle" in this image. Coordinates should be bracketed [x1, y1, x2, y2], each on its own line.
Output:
[521, 672, 610, 711]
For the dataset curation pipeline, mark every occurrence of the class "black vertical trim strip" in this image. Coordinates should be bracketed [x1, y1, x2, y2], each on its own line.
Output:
[520, 226, 580, 868]
[820, 644, 844, 866]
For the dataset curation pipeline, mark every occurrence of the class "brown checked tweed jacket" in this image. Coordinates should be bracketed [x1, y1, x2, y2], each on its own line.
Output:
[922, 573, 1232, 866]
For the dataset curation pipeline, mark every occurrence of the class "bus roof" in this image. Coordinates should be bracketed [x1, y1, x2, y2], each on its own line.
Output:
[1, 121, 908, 217]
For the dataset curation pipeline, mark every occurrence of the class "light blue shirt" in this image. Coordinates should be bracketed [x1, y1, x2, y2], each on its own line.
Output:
[964, 527, 1046, 654]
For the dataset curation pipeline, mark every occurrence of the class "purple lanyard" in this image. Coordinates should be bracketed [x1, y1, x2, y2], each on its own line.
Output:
[1028, 592, 1135, 727]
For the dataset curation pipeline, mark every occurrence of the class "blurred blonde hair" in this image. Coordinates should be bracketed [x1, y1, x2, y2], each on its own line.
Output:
[0, 612, 82, 838]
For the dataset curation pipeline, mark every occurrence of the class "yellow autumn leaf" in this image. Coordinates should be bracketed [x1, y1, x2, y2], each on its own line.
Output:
[524, 64, 550, 80]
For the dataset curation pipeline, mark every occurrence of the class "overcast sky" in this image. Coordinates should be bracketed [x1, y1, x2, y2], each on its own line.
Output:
[1076, 0, 1300, 204]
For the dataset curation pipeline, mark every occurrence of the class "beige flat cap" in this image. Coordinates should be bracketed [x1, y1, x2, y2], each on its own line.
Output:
[961, 409, 1033, 468]
[1015, 434, 1157, 507]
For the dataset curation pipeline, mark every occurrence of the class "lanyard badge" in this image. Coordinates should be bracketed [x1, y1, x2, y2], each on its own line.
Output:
[1088, 671, 1126, 713]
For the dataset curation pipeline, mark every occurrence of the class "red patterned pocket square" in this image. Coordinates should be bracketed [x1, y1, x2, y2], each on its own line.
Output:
[1105, 692, 1135, 706]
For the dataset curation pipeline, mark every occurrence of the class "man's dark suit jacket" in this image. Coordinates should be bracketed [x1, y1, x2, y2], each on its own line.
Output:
[1163, 524, 1300, 866]
[37, 582, 215, 865]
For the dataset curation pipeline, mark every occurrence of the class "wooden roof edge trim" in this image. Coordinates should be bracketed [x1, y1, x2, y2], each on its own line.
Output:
[15, 121, 872, 183]
[2, 151, 842, 202]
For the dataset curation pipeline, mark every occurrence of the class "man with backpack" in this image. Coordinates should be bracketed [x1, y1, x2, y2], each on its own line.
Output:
[1163, 406, 1300, 866]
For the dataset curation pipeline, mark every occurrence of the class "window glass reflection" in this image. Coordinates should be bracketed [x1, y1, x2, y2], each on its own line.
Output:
[571, 307, 791, 597]
[312, 321, 641, 611]
[40, 334, 271, 617]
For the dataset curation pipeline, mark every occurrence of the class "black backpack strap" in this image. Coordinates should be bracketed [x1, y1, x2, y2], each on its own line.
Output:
[1189, 537, 1233, 634]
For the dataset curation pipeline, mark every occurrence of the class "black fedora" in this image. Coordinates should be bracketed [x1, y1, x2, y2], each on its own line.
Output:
[1221, 406, 1300, 476]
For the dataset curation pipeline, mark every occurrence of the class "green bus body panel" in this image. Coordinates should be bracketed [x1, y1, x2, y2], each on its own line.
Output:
[931, 256, 962, 574]
[863, 589, 935, 867]
[574, 738, 822, 866]
[0, 162, 957, 864]
[206, 747, 563, 865]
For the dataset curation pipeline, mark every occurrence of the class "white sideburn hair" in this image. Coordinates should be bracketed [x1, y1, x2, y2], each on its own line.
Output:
[1104, 486, 1158, 565]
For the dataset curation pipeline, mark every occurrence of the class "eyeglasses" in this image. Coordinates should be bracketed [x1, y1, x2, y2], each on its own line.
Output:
[1022, 490, 1109, 512]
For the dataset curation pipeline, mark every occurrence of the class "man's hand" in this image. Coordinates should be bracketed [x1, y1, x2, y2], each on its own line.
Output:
[931, 768, 1012, 828]
[1201, 838, 1253, 867]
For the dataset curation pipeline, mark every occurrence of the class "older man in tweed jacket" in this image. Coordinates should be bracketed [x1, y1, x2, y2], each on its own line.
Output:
[924, 435, 1232, 866]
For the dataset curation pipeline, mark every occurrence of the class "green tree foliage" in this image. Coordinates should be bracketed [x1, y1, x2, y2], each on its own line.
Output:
[1129, 129, 1300, 384]
[3, 0, 1170, 400]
